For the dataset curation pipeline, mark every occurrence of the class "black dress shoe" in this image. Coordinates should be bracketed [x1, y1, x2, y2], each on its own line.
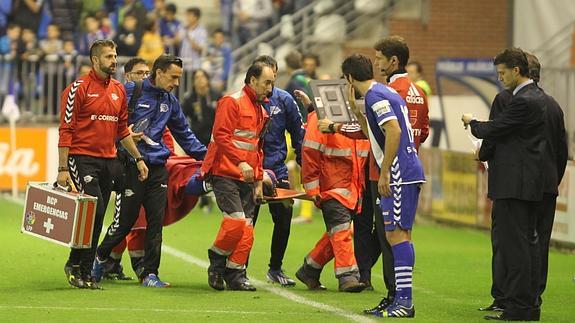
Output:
[479, 303, 505, 312]
[484, 311, 540, 321]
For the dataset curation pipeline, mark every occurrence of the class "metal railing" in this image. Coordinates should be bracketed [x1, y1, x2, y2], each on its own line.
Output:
[0, 54, 197, 123]
[228, 0, 394, 89]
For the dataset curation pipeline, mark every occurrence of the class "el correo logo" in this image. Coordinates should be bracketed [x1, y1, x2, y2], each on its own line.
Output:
[0, 143, 40, 176]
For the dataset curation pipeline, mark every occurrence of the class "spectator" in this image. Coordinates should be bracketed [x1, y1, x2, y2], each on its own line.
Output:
[9, 0, 44, 33]
[78, 15, 105, 55]
[406, 61, 432, 96]
[98, 11, 115, 39]
[182, 69, 220, 146]
[77, 62, 92, 76]
[179, 7, 207, 70]
[219, 0, 233, 36]
[233, 0, 274, 46]
[284, 50, 312, 121]
[0, 24, 21, 56]
[48, 0, 82, 41]
[39, 24, 63, 56]
[21, 28, 41, 60]
[137, 18, 164, 65]
[60, 40, 79, 80]
[0, 1, 11, 35]
[205, 28, 232, 92]
[301, 52, 319, 80]
[115, 0, 147, 36]
[114, 13, 141, 57]
[158, 3, 181, 55]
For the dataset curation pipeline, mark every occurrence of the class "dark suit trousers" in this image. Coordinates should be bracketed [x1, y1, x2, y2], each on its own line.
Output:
[493, 198, 540, 314]
[535, 193, 557, 306]
[490, 204, 506, 306]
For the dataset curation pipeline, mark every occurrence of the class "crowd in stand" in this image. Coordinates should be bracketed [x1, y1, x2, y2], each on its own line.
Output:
[0, 0, 325, 121]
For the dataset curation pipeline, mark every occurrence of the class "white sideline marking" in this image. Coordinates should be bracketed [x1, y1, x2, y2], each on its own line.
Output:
[0, 305, 301, 315]
[2, 197, 373, 322]
[162, 245, 375, 323]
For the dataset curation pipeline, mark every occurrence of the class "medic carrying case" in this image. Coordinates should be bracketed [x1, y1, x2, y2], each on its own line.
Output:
[21, 182, 98, 248]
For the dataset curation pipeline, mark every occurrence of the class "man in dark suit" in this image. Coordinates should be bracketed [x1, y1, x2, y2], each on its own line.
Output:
[476, 52, 569, 318]
[476, 89, 513, 313]
[462, 47, 546, 321]
[524, 53, 568, 308]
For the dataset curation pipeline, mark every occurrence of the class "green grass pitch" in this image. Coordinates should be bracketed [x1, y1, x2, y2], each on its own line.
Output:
[0, 196, 573, 322]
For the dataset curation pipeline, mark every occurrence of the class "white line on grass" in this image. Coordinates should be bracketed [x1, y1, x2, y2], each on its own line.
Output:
[2, 196, 373, 322]
[0, 305, 307, 316]
[162, 245, 375, 323]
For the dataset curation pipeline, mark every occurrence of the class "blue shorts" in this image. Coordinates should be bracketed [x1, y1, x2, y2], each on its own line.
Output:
[379, 184, 421, 231]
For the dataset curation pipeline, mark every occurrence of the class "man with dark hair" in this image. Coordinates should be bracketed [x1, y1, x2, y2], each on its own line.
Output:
[293, 78, 370, 293]
[251, 55, 305, 286]
[124, 57, 150, 82]
[159, 3, 181, 54]
[301, 53, 320, 80]
[58, 39, 148, 289]
[92, 54, 207, 288]
[525, 53, 568, 311]
[476, 52, 568, 320]
[101, 57, 151, 280]
[201, 61, 273, 291]
[340, 53, 425, 317]
[463, 47, 547, 321]
[319, 36, 429, 313]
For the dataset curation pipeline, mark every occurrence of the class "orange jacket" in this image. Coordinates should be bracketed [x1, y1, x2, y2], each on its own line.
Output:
[302, 111, 370, 210]
[201, 85, 268, 181]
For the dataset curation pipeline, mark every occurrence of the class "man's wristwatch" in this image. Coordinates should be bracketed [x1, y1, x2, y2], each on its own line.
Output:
[57, 166, 69, 172]
[135, 156, 145, 163]
[328, 123, 336, 133]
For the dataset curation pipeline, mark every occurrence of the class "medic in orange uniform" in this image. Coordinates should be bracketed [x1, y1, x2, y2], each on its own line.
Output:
[201, 62, 273, 291]
[294, 91, 370, 292]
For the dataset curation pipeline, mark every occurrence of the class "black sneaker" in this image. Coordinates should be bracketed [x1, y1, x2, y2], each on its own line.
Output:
[267, 269, 296, 287]
[363, 297, 394, 315]
[64, 264, 85, 289]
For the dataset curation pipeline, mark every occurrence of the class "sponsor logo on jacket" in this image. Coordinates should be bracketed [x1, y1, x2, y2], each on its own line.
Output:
[406, 84, 424, 105]
[90, 114, 119, 121]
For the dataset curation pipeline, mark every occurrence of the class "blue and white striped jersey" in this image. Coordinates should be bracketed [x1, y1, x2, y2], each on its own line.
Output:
[364, 82, 425, 185]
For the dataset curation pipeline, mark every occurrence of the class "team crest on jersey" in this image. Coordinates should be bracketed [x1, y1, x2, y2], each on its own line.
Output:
[160, 103, 169, 112]
[111, 93, 119, 101]
[372, 100, 391, 117]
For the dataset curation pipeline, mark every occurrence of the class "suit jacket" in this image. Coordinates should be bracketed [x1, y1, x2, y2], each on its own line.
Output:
[540, 90, 568, 195]
[470, 83, 546, 201]
[478, 90, 513, 162]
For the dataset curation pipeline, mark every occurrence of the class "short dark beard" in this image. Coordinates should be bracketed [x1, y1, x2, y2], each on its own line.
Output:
[100, 64, 116, 76]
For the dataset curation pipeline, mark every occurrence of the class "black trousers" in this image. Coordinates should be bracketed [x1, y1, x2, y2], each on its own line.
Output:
[97, 163, 168, 279]
[352, 164, 395, 297]
[66, 155, 114, 276]
[535, 193, 557, 306]
[492, 198, 540, 316]
[253, 178, 293, 271]
[490, 200, 507, 307]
